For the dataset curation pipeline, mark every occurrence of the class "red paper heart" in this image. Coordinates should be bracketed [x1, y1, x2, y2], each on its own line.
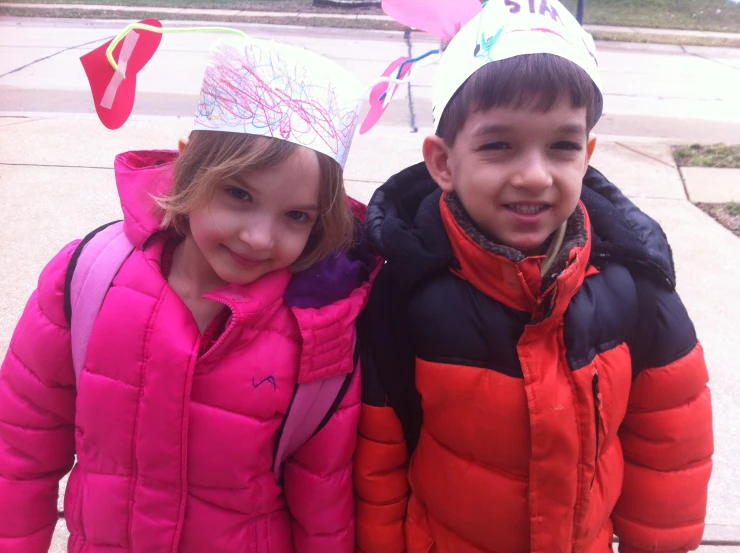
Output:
[80, 19, 163, 129]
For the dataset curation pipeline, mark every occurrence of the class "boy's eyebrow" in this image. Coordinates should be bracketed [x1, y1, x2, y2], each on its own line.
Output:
[557, 123, 588, 134]
[472, 124, 512, 137]
[472, 123, 587, 137]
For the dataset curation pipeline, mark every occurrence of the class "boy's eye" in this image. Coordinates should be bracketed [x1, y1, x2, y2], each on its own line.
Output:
[286, 210, 310, 222]
[480, 142, 511, 151]
[553, 141, 583, 151]
[227, 187, 251, 201]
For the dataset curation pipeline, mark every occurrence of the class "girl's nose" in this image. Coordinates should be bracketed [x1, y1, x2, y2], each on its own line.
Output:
[240, 216, 275, 252]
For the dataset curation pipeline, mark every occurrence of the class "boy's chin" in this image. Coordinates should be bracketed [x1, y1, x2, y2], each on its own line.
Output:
[505, 234, 553, 257]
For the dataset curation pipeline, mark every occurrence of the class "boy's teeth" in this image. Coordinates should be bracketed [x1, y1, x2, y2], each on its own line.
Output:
[509, 204, 546, 214]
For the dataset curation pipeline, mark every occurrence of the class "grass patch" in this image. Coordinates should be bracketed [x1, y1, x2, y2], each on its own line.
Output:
[697, 202, 740, 237]
[0, 0, 385, 15]
[673, 144, 740, 168]
[561, 0, 740, 33]
[4, 0, 740, 32]
[676, 145, 740, 238]
[590, 29, 740, 47]
[0, 5, 403, 29]
[4, 0, 740, 39]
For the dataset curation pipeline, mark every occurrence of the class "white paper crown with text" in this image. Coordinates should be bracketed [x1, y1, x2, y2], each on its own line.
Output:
[431, 0, 603, 130]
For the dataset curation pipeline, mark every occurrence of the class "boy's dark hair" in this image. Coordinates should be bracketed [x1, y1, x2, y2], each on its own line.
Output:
[436, 53, 599, 146]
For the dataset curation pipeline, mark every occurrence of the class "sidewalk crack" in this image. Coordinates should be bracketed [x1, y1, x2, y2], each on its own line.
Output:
[0, 35, 113, 79]
[615, 142, 676, 169]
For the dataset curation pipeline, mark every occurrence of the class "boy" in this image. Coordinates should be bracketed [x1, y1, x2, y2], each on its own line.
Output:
[354, 2, 713, 552]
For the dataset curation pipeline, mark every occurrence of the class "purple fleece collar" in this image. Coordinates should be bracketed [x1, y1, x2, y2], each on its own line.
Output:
[285, 223, 376, 309]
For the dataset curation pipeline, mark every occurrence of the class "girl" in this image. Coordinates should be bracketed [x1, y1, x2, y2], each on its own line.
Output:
[0, 33, 379, 553]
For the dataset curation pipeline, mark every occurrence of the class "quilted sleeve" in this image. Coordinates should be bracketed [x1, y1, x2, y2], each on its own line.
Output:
[0, 242, 78, 553]
[613, 285, 713, 553]
[354, 396, 409, 553]
[283, 368, 361, 553]
[354, 266, 418, 553]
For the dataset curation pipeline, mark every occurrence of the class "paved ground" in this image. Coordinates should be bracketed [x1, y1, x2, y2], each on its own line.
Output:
[0, 16, 738, 553]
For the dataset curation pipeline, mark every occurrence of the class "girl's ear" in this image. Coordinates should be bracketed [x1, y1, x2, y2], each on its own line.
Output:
[178, 136, 189, 154]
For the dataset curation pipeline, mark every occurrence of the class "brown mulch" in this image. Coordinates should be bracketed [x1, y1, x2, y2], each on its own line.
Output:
[696, 202, 740, 238]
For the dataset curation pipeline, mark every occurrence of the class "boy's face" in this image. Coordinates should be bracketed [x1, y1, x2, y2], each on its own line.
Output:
[424, 98, 596, 256]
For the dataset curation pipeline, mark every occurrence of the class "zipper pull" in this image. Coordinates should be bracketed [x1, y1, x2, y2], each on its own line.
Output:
[591, 371, 601, 490]
[592, 371, 602, 410]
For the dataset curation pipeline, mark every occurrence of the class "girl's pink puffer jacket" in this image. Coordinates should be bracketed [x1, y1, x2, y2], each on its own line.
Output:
[0, 150, 380, 553]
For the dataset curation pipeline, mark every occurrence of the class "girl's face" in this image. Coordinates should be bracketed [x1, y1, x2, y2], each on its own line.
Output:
[188, 145, 321, 287]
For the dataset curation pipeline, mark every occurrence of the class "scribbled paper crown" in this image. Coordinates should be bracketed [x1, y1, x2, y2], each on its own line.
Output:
[193, 37, 364, 168]
[431, 0, 603, 130]
[80, 23, 374, 169]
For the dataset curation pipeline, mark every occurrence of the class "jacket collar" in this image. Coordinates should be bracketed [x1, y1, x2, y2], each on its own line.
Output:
[368, 162, 677, 294]
[117, 149, 381, 383]
[440, 194, 591, 319]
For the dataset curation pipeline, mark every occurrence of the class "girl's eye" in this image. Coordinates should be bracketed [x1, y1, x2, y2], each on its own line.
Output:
[553, 141, 583, 151]
[286, 210, 310, 222]
[480, 142, 511, 151]
[227, 187, 251, 201]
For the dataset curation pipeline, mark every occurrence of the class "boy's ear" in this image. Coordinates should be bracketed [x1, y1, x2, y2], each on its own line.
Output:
[178, 136, 189, 154]
[586, 135, 597, 166]
[423, 135, 454, 193]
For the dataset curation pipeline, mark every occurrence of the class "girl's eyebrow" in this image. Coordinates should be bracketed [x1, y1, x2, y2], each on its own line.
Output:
[229, 176, 319, 212]
[231, 176, 251, 189]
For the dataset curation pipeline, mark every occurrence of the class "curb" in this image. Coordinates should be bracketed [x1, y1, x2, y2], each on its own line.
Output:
[0, 2, 393, 20]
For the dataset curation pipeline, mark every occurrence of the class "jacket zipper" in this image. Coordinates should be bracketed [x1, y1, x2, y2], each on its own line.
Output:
[197, 299, 237, 362]
[591, 371, 601, 490]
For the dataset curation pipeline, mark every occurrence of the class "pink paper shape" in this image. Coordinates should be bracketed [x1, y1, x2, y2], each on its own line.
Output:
[382, 0, 481, 41]
[80, 19, 163, 130]
[359, 56, 412, 135]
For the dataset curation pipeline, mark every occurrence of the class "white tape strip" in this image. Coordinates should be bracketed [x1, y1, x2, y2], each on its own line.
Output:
[100, 31, 140, 110]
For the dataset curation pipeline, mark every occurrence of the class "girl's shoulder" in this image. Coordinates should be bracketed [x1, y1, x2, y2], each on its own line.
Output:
[36, 240, 82, 330]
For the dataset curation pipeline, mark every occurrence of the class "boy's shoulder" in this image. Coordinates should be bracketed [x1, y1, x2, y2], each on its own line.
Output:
[582, 167, 676, 291]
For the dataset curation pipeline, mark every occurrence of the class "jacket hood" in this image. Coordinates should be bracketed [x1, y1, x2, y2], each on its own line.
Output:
[366, 162, 676, 292]
[114, 149, 177, 248]
[114, 149, 379, 310]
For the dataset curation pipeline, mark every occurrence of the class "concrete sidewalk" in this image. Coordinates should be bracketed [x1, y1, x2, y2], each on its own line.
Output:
[2, 2, 740, 45]
[1, 113, 739, 550]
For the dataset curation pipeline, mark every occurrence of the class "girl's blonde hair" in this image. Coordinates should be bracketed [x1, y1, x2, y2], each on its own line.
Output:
[157, 130, 355, 272]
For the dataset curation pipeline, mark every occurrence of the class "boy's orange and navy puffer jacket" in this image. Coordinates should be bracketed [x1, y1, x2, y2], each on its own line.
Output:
[354, 163, 713, 553]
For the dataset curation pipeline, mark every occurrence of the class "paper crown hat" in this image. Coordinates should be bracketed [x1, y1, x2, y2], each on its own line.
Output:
[430, 0, 603, 130]
[193, 37, 363, 168]
[81, 23, 374, 168]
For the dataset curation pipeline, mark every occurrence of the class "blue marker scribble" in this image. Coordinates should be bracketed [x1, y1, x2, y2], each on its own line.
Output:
[252, 375, 277, 391]
[475, 25, 505, 61]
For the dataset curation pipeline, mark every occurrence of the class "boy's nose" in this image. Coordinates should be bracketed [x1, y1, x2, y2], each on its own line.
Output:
[510, 155, 553, 190]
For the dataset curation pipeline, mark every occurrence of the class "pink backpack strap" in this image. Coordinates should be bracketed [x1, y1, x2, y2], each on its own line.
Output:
[273, 336, 358, 481]
[67, 221, 134, 387]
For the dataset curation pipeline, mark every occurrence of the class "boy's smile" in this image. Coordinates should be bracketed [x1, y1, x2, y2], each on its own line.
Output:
[424, 98, 597, 257]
